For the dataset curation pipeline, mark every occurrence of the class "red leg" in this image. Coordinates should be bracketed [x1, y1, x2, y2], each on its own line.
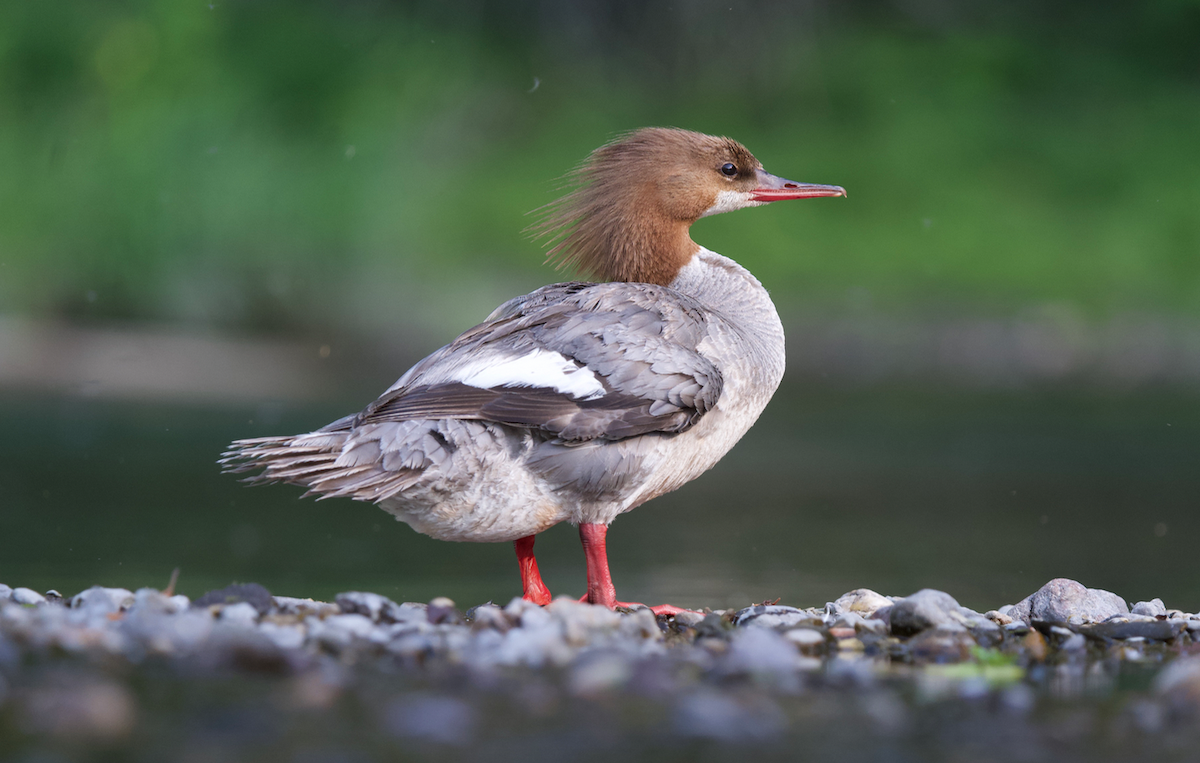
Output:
[514, 535, 552, 606]
[578, 523, 698, 615]
[579, 523, 617, 608]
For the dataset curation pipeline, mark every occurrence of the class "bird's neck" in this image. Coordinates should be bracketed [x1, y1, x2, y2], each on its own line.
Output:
[670, 247, 786, 383]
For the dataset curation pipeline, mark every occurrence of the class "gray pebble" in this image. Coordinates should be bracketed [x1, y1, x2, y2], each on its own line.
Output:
[1155, 655, 1200, 696]
[723, 627, 802, 677]
[889, 589, 961, 636]
[672, 610, 706, 628]
[733, 604, 817, 629]
[0, 584, 11, 601]
[568, 650, 633, 695]
[1132, 598, 1167, 617]
[466, 603, 511, 632]
[335, 591, 424, 624]
[12, 588, 46, 606]
[70, 586, 134, 614]
[1006, 578, 1128, 625]
[785, 628, 826, 648]
[427, 597, 462, 625]
[194, 583, 273, 615]
[219, 602, 260, 627]
[830, 588, 893, 617]
[272, 596, 339, 618]
[258, 622, 306, 650]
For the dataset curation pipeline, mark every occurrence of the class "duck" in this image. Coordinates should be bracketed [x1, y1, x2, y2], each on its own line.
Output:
[221, 127, 845, 613]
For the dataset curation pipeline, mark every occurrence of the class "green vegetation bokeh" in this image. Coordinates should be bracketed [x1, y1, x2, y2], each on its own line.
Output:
[1, 1, 1197, 337]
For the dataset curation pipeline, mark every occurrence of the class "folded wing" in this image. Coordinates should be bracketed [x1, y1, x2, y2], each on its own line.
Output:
[358, 281, 723, 442]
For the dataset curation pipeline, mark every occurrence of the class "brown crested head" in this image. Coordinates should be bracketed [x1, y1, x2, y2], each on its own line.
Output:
[530, 128, 767, 286]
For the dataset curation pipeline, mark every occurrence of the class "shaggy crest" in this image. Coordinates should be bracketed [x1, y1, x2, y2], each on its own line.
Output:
[530, 127, 762, 286]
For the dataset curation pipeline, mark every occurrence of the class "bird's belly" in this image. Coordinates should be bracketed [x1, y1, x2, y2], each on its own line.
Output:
[376, 422, 569, 543]
[567, 389, 772, 526]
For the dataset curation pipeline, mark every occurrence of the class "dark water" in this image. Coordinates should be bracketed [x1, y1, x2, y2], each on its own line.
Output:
[2, 384, 1197, 613]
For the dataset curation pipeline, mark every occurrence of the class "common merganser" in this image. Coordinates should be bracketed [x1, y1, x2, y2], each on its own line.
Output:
[222, 128, 844, 613]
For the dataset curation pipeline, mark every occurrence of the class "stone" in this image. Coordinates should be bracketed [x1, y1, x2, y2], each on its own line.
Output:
[219, 602, 260, 627]
[888, 589, 961, 637]
[1155, 656, 1200, 701]
[427, 597, 462, 625]
[336, 591, 393, 621]
[617, 607, 662, 642]
[831, 589, 893, 617]
[785, 628, 827, 649]
[12, 588, 46, 606]
[723, 627, 801, 676]
[194, 583, 274, 615]
[1079, 620, 1183, 642]
[0, 584, 11, 600]
[906, 628, 974, 663]
[549, 598, 622, 645]
[272, 596, 338, 618]
[131, 588, 187, 616]
[568, 650, 633, 695]
[673, 610, 706, 628]
[336, 591, 425, 624]
[985, 610, 1013, 626]
[1132, 598, 1167, 617]
[1006, 578, 1128, 625]
[258, 622, 305, 650]
[308, 613, 380, 650]
[70, 587, 135, 614]
[733, 604, 818, 629]
[694, 612, 733, 640]
[466, 603, 511, 632]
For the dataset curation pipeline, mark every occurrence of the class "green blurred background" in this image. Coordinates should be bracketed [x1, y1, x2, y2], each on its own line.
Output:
[2, 1, 1198, 612]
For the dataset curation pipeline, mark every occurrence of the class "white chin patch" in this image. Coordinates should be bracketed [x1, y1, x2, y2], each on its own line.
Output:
[452, 349, 607, 400]
[700, 190, 759, 218]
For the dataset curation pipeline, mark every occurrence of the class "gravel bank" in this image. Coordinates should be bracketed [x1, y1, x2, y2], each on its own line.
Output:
[3, 578, 1200, 762]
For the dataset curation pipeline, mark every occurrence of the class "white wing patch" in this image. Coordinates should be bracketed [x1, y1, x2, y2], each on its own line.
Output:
[452, 349, 607, 401]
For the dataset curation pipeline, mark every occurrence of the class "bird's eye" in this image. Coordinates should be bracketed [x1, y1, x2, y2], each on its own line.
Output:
[720, 163, 738, 177]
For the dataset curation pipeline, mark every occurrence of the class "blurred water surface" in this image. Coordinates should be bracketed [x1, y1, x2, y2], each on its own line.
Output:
[4, 383, 1196, 613]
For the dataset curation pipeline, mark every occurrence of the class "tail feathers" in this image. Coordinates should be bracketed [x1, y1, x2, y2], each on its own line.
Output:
[220, 431, 421, 503]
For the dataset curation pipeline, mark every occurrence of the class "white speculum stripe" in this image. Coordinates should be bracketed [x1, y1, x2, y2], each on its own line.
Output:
[453, 349, 607, 400]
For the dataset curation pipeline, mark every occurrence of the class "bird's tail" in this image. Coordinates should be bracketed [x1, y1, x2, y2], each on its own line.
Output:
[219, 428, 355, 499]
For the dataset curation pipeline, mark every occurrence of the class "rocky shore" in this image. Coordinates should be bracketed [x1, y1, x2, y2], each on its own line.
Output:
[4, 578, 1200, 762]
